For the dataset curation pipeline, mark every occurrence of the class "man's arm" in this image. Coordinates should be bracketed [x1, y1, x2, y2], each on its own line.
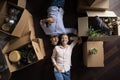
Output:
[41, 17, 55, 23]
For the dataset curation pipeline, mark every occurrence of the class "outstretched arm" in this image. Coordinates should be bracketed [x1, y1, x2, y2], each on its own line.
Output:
[70, 37, 82, 48]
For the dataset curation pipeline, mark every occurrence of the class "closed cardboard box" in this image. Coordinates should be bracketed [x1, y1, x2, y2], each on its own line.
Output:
[83, 41, 104, 67]
[78, 11, 120, 41]
[2, 34, 45, 72]
[0, 1, 32, 37]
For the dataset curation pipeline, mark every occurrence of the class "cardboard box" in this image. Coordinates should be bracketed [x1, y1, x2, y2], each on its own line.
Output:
[2, 34, 45, 72]
[8, 0, 27, 8]
[78, 11, 120, 41]
[77, 0, 109, 13]
[85, 0, 106, 6]
[83, 41, 104, 67]
[0, 1, 32, 37]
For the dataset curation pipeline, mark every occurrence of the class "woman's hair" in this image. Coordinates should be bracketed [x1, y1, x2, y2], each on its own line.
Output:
[59, 33, 70, 45]
[60, 33, 68, 39]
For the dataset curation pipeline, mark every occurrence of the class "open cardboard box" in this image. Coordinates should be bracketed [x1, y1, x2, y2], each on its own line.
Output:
[78, 10, 120, 41]
[83, 41, 104, 67]
[0, 1, 32, 37]
[2, 34, 45, 72]
[77, 0, 109, 13]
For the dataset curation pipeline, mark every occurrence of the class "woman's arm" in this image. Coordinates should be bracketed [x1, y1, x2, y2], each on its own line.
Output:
[51, 47, 62, 72]
[70, 37, 82, 48]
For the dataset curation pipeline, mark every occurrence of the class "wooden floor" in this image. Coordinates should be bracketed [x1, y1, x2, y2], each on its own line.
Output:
[5, 0, 120, 80]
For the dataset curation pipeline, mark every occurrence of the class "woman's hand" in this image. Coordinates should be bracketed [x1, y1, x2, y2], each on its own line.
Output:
[54, 65, 62, 72]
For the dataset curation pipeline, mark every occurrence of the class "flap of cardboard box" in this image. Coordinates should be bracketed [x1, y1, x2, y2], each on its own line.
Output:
[17, 0, 26, 8]
[87, 11, 117, 17]
[2, 33, 31, 54]
[78, 17, 89, 36]
[32, 39, 45, 60]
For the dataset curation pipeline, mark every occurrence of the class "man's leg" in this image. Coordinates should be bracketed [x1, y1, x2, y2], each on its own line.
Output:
[50, 0, 65, 8]
[65, 28, 77, 35]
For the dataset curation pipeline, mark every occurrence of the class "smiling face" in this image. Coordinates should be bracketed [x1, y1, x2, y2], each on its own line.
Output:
[50, 36, 59, 45]
[61, 34, 69, 46]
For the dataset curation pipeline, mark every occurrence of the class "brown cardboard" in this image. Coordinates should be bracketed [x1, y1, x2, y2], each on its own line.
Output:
[78, 11, 120, 41]
[2, 33, 31, 54]
[0, 1, 32, 37]
[86, 0, 106, 6]
[83, 41, 104, 67]
[17, 0, 26, 8]
[2, 34, 45, 72]
[28, 15, 35, 40]
[77, 0, 109, 13]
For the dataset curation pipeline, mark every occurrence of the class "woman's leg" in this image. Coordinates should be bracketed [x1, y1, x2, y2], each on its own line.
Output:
[62, 70, 70, 80]
[54, 71, 64, 80]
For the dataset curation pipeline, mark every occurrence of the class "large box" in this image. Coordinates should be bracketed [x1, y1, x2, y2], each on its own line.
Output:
[78, 11, 120, 41]
[77, 0, 109, 13]
[83, 41, 104, 67]
[0, 1, 32, 37]
[2, 34, 45, 72]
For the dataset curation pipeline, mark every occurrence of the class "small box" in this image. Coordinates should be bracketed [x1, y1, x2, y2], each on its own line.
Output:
[78, 11, 120, 41]
[77, 0, 109, 13]
[2, 34, 45, 72]
[83, 41, 104, 67]
[0, 1, 32, 37]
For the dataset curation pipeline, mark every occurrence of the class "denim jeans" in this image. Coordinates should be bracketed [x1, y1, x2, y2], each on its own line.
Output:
[54, 70, 70, 80]
[50, 0, 65, 8]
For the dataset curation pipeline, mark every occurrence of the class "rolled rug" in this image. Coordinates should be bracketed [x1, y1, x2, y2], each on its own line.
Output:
[94, 16, 113, 35]
[1, 23, 10, 32]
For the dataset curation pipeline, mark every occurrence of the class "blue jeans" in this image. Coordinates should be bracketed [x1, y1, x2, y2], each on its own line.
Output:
[50, 0, 65, 8]
[54, 70, 70, 80]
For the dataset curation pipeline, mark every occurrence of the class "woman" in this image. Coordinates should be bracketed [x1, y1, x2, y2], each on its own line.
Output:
[51, 34, 81, 80]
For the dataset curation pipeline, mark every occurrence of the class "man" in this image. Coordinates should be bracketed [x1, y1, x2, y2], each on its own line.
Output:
[40, 0, 77, 45]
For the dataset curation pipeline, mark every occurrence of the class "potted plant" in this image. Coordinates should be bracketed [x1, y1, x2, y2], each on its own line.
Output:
[89, 48, 98, 55]
[88, 26, 101, 37]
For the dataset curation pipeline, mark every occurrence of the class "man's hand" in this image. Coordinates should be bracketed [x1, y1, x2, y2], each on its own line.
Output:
[40, 17, 55, 23]
[77, 37, 82, 44]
